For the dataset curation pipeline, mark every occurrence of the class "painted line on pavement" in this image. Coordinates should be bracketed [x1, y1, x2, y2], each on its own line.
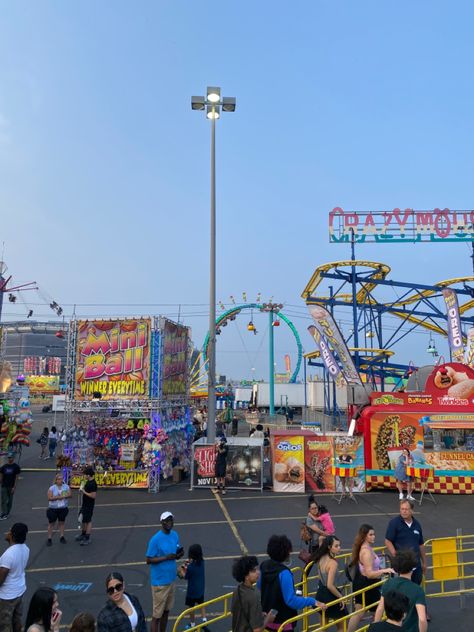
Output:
[212, 490, 249, 555]
[24, 511, 408, 536]
[27, 552, 257, 574]
[30, 493, 304, 510]
[29, 490, 390, 511]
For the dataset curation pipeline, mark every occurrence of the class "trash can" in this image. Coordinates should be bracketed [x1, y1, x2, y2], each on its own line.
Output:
[173, 466, 184, 483]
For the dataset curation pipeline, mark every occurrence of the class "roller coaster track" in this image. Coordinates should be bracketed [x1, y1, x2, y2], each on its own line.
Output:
[302, 260, 474, 337]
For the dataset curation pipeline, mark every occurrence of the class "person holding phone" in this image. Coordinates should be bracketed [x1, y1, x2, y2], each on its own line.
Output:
[46, 473, 71, 546]
[214, 436, 228, 495]
[97, 572, 147, 632]
[24, 587, 62, 632]
[146, 511, 183, 632]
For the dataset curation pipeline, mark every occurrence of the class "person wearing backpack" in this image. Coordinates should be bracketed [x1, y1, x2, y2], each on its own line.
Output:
[347, 525, 395, 632]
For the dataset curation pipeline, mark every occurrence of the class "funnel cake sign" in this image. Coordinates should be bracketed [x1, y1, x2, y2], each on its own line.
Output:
[329, 208, 474, 242]
[74, 319, 151, 399]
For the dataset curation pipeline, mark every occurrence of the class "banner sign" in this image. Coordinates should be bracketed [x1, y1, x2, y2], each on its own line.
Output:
[329, 207, 474, 243]
[74, 319, 151, 400]
[465, 328, 474, 368]
[192, 444, 262, 489]
[308, 326, 346, 387]
[162, 320, 188, 398]
[308, 305, 362, 384]
[442, 289, 465, 362]
[370, 412, 423, 471]
[272, 435, 305, 493]
[304, 436, 335, 493]
[334, 436, 365, 492]
[70, 470, 149, 489]
[25, 375, 60, 393]
[425, 451, 474, 471]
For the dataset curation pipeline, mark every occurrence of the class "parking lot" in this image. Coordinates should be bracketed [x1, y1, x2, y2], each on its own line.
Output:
[9, 415, 473, 630]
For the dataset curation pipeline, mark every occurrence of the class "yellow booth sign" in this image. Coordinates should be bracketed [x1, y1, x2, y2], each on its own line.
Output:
[70, 470, 149, 489]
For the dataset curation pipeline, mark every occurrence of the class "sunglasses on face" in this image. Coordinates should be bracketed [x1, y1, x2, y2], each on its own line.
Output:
[107, 583, 123, 595]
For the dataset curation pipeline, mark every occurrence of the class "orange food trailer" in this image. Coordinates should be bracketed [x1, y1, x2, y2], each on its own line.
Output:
[358, 362, 474, 494]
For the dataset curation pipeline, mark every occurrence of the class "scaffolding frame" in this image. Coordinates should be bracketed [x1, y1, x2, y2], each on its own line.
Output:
[64, 316, 190, 493]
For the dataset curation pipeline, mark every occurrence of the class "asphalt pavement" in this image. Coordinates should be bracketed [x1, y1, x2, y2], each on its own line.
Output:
[4, 410, 472, 630]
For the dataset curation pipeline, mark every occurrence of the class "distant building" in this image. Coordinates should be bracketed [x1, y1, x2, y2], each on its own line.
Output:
[1, 321, 68, 387]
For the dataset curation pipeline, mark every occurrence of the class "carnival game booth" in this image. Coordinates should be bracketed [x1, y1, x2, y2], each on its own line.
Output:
[192, 437, 264, 491]
[270, 429, 365, 493]
[358, 362, 474, 494]
[64, 317, 193, 492]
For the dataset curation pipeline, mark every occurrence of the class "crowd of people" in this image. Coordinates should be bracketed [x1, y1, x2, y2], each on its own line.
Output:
[0, 462, 429, 632]
[0, 435, 430, 632]
[133, 498, 427, 632]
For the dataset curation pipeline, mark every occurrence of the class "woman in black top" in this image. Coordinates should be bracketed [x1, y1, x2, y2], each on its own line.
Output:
[97, 572, 147, 632]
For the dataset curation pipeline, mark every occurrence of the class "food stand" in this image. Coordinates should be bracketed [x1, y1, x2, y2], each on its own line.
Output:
[358, 362, 474, 494]
[270, 429, 365, 493]
[64, 317, 193, 491]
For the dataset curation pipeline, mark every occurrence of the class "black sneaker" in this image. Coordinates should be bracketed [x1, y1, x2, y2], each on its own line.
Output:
[75, 533, 85, 542]
[60, 536, 66, 544]
[47, 539, 52, 547]
[0, 515, 7, 521]
[80, 538, 90, 546]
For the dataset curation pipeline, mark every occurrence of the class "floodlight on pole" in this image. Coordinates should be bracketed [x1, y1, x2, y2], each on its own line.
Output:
[191, 86, 236, 443]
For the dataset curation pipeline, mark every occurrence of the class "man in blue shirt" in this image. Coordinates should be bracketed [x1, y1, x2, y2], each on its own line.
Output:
[384, 500, 427, 585]
[146, 511, 184, 632]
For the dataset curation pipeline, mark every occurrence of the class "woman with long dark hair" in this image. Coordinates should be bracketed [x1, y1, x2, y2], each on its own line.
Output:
[312, 536, 347, 632]
[24, 587, 61, 632]
[97, 572, 147, 632]
[347, 525, 395, 632]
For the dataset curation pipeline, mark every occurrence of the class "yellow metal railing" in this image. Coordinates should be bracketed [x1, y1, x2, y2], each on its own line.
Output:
[173, 535, 474, 632]
[423, 534, 474, 597]
[276, 580, 385, 632]
[172, 567, 303, 632]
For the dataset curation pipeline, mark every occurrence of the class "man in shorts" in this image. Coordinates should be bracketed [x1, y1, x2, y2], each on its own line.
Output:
[46, 472, 71, 546]
[75, 467, 97, 546]
[146, 511, 184, 632]
[0, 522, 29, 632]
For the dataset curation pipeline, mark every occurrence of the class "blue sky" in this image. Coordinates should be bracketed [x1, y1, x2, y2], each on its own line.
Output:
[1, 1, 473, 381]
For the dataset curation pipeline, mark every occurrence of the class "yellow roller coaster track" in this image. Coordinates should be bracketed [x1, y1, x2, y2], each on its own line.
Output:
[302, 260, 474, 337]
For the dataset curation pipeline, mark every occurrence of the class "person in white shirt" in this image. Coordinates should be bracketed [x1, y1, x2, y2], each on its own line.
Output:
[46, 473, 71, 546]
[0, 522, 29, 632]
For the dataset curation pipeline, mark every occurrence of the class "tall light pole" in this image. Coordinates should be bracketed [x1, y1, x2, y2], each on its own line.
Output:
[192, 87, 236, 443]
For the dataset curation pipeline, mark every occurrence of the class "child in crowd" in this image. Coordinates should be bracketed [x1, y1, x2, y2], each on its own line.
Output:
[317, 505, 335, 546]
[178, 544, 209, 631]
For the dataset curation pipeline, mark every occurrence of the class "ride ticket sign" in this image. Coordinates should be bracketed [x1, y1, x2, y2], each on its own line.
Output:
[74, 319, 151, 400]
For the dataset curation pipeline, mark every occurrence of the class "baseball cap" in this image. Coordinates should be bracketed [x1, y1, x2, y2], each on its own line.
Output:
[160, 511, 174, 521]
[7, 451, 14, 458]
